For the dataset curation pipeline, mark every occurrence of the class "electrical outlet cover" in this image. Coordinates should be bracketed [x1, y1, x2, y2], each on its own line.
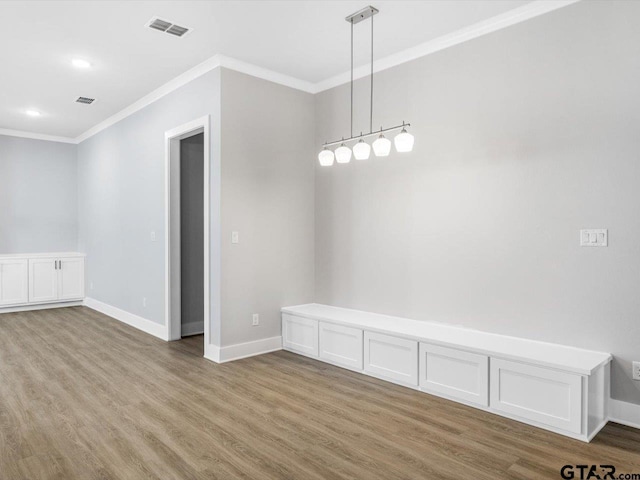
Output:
[633, 361, 640, 381]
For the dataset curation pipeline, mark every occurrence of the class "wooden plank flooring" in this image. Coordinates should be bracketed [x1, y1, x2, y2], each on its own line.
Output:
[0, 307, 638, 480]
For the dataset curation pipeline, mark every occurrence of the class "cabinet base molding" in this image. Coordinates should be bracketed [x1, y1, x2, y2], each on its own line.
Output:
[0, 301, 83, 314]
[84, 297, 169, 341]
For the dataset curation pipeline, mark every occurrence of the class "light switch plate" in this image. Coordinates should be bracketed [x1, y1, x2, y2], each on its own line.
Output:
[231, 231, 239, 244]
[633, 361, 640, 381]
[580, 229, 607, 247]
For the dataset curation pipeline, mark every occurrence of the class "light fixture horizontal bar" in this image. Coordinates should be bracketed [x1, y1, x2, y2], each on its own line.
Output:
[322, 122, 411, 148]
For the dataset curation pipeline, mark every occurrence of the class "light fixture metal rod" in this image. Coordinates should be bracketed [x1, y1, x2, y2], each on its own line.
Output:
[369, 12, 374, 134]
[350, 18, 354, 139]
[322, 122, 410, 148]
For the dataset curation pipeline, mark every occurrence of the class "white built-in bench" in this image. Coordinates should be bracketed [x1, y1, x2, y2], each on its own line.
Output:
[281, 303, 611, 442]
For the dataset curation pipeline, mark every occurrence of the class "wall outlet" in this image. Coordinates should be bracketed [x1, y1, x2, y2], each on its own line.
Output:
[633, 361, 640, 381]
[90, 281, 94, 290]
[150, 231, 157, 242]
[232, 231, 239, 244]
[143, 297, 147, 308]
[252, 314, 259, 326]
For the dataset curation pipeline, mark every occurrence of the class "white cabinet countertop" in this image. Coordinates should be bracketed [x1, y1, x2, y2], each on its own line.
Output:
[0, 252, 86, 259]
[282, 303, 611, 375]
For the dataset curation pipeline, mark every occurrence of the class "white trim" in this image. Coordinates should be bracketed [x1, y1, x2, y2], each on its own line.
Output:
[84, 297, 168, 341]
[0, 301, 83, 314]
[5, 1, 578, 145]
[204, 343, 220, 363]
[75, 54, 314, 143]
[205, 336, 282, 364]
[216, 55, 315, 93]
[0, 128, 76, 144]
[76, 57, 222, 143]
[313, 0, 580, 92]
[165, 116, 211, 352]
[609, 398, 640, 430]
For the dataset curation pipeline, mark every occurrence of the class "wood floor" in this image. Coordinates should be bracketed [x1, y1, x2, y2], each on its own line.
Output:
[1, 307, 639, 480]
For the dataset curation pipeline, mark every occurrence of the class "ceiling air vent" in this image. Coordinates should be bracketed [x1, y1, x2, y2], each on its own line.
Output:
[145, 17, 192, 38]
[76, 96, 95, 105]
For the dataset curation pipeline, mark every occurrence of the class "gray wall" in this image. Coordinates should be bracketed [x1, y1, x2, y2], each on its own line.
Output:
[180, 133, 205, 335]
[0, 135, 77, 253]
[220, 69, 315, 346]
[77, 69, 222, 346]
[76, 67, 315, 350]
[314, 0, 640, 404]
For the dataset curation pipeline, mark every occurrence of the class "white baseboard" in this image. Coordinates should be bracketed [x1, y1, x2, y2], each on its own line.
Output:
[84, 297, 168, 341]
[181, 321, 204, 337]
[204, 336, 282, 364]
[0, 301, 83, 314]
[609, 398, 640, 430]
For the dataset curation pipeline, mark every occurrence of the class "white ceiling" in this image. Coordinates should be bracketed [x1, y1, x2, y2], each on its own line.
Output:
[0, 0, 541, 139]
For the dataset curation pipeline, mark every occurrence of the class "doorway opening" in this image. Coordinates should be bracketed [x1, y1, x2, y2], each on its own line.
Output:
[165, 116, 210, 354]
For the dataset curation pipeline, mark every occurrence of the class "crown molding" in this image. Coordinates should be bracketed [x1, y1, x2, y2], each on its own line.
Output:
[0, 127, 76, 144]
[313, 0, 581, 93]
[74, 55, 224, 143]
[2, 0, 579, 145]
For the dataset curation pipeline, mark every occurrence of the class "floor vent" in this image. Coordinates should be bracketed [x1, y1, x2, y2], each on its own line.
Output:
[76, 97, 95, 105]
[145, 17, 192, 38]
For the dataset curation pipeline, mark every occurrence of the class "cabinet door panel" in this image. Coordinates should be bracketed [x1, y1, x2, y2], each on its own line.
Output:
[490, 358, 582, 434]
[364, 332, 418, 386]
[282, 314, 318, 357]
[0, 259, 29, 306]
[58, 257, 85, 301]
[420, 343, 489, 406]
[29, 259, 58, 303]
[319, 322, 363, 371]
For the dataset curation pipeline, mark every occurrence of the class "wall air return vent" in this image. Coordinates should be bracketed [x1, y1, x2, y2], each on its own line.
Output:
[75, 97, 95, 105]
[145, 17, 192, 37]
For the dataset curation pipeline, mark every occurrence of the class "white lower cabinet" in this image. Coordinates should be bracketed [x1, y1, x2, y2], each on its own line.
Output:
[364, 331, 418, 386]
[282, 314, 318, 357]
[29, 256, 85, 304]
[0, 259, 29, 306]
[490, 358, 583, 434]
[419, 343, 489, 407]
[319, 322, 363, 371]
[281, 305, 611, 442]
[0, 253, 85, 312]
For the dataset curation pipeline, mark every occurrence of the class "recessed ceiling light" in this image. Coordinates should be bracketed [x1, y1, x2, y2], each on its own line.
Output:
[72, 58, 91, 69]
[25, 110, 41, 117]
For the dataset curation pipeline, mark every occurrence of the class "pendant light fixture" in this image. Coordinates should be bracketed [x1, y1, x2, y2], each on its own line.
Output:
[353, 138, 371, 160]
[318, 5, 414, 166]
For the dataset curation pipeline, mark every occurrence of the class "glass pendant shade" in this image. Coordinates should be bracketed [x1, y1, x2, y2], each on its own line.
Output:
[372, 134, 391, 157]
[394, 128, 414, 153]
[353, 139, 371, 160]
[335, 143, 352, 163]
[318, 148, 335, 166]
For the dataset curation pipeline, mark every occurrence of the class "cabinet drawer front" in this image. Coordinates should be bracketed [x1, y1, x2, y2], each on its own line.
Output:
[490, 358, 582, 434]
[319, 322, 363, 371]
[0, 260, 29, 306]
[364, 332, 418, 386]
[420, 343, 488, 406]
[282, 314, 318, 357]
